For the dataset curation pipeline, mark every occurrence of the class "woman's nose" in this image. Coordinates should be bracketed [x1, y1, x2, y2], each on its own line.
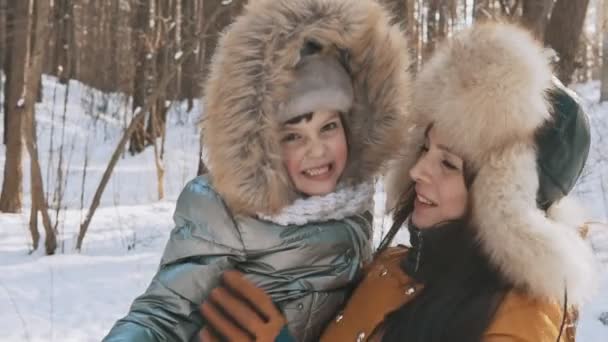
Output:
[409, 154, 431, 184]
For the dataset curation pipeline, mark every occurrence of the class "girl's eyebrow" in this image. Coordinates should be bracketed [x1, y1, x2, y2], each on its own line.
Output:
[437, 143, 455, 154]
[283, 112, 313, 126]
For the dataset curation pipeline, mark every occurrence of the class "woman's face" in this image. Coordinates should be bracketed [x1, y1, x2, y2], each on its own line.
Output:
[409, 127, 468, 228]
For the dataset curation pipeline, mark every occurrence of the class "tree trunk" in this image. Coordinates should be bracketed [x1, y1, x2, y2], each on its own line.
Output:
[174, 0, 182, 100]
[3, 0, 13, 145]
[28, 191, 39, 251]
[601, 0, 608, 102]
[473, 0, 492, 20]
[151, 99, 165, 200]
[109, 0, 120, 89]
[544, 0, 591, 86]
[200, 0, 246, 95]
[146, 0, 169, 146]
[521, 0, 553, 40]
[180, 0, 198, 112]
[426, 0, 440, 58]
[129, 0, 154, 155]
[53, 0, 75, 84]
[22, 0, 55, 254]
[0, 0, 28, 213]
[0, 0, 6, 72]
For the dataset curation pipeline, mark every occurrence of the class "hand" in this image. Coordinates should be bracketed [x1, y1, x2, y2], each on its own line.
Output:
[199, 271, 287, 341]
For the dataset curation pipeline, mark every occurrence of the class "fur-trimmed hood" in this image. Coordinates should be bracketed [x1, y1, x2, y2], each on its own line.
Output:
[386, 23, 597, 305]
[202, 0, 411, 216]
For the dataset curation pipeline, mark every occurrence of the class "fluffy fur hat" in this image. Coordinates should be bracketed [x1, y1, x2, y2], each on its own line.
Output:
[385, 23, 597, 305]
[203, 0, 411, 216]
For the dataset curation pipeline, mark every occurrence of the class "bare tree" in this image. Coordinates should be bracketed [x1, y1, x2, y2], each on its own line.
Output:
[128, 0, 155, 154]
[0, 0, 28, 213]
[180, 0, 199, 112]
[77, 57, 179, 250]
[0, 0, 6, 74]
[22, 0, 55, 254]
[200, 0, 246, 95]
[52, 0, 75, 83]
[545, 0, 591, 85]
[76, 1, 234, 250]
[2, 0, 12, 146]
[601, 0, 608, 102]
[473, 0, 492, 19]
[521, 0, 553, 39]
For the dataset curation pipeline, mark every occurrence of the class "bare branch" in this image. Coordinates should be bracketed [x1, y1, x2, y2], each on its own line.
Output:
[76, 2, 231, 250]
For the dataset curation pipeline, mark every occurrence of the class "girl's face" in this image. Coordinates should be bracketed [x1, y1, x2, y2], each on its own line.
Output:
[280, 110, 348, 196]
[409, 127, 468, 228]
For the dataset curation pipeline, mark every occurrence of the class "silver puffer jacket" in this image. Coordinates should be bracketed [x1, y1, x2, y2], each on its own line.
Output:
[105, 0, 412, 339]
[103, 176, 373, 341]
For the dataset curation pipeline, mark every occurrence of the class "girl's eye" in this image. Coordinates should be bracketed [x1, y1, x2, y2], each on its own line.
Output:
[321, 122, 339, 132]
[281, 133, 301, 143]
[420, 144, 429, 154]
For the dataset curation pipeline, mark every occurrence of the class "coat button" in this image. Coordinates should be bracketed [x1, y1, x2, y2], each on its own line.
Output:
[335, 313, 344, 323]
[380, 268, 388, 277]
[356, 331, 366, 342]
[405, 285, 416, 296]
[297, 303, 304, 310]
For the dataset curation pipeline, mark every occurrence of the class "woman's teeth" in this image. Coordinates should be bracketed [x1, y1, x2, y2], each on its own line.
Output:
[304, 165, 330, 176]
[417, 194, 436, 206]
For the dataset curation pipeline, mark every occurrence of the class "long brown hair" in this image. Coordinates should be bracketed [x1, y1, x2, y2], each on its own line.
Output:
[379, 169, 509, 342]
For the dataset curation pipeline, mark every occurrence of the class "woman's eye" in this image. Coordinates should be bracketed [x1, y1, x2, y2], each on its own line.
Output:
[321, 122, 339, 132]
[420, 144, 429, 153]
[281, 133, 300, 143]
[442, 160, 458, 170]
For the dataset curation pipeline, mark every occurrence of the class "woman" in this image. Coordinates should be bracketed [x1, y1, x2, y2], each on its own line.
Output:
[198, 23, 598, 342]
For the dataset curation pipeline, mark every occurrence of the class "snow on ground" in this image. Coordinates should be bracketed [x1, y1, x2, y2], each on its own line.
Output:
[0, 76, 200, 341]
[0, 76, 607, 341]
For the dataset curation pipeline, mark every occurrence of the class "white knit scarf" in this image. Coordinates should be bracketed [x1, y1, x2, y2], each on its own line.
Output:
[258, 181, 375, 226]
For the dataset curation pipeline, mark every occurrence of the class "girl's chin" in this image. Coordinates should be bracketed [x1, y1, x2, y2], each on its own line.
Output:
[297, 180, 337, 197]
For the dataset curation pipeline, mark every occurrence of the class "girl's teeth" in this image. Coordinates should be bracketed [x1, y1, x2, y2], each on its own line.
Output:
[305, 166, 329, 176]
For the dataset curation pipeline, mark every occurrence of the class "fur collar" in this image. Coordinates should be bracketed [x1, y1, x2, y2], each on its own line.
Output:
[258, 181, 374, 226]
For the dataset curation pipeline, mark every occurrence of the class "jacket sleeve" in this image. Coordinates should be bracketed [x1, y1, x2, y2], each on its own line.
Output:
[103, 177, 247, 342]
[483, 291, 572, 342]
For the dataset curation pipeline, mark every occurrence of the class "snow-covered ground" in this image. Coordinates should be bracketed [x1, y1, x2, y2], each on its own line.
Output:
[0, 76, 607, 341]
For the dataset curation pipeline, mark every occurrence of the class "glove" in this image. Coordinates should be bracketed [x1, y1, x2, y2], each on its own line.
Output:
[199, 271, 291, 341]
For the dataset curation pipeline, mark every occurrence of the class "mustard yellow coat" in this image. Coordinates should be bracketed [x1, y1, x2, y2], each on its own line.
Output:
[320, 247, 575, 342]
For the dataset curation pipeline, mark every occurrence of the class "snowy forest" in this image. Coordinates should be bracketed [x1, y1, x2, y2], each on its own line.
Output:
[1, 0, 608, 341]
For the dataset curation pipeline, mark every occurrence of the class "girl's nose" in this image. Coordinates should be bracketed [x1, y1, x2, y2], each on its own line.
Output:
[307, 138, 327, 158]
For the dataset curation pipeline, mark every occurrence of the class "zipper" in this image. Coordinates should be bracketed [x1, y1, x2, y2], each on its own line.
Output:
[414, 229, 423, 273]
